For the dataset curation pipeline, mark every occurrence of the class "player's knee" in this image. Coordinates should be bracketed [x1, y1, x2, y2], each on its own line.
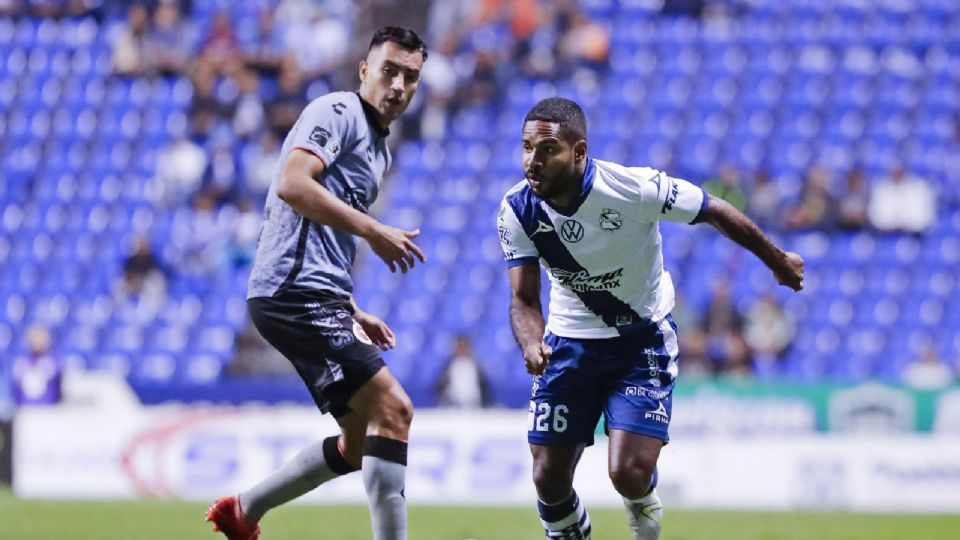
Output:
[370, 392, 414, 436]
[532, 460, 573, 501]
[609, 459, 655, 499]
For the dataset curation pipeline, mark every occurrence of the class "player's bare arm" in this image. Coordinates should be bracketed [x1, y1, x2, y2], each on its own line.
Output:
[277, 148, 426, 273]
[349, 295, 396, 351]
[698, 193, 805, 291]
[508, 263, 553, 375]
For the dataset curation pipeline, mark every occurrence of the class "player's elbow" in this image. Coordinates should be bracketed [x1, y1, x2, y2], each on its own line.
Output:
[276, 173, 302, 205]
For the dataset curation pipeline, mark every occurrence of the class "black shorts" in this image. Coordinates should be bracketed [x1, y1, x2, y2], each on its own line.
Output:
[248, 290, 385, 417]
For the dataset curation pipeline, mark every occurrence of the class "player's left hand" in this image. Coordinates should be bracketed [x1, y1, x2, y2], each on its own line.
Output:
[774, 251, 805, 291]
[354, 310, 396, 350]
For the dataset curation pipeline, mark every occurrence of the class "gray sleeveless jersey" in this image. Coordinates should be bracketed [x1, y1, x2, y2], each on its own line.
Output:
[247, 91, 392, 300]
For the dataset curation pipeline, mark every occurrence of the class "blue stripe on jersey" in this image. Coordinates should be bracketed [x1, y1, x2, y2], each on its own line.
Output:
[506, 256, 538, 268]
[506, 182, 654, 336]
[690, 187, 710, 224]
[543, 158, 596, 217]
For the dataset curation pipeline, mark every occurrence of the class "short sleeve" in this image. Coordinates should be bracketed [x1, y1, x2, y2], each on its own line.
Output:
[290, 95, 356, 167]
[626, 168, 708, 224]
[497, 199, 539, 267]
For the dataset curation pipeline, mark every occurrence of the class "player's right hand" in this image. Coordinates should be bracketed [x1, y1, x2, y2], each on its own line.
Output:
[523, 342, 552, 376]
[366, 224, 426, 273]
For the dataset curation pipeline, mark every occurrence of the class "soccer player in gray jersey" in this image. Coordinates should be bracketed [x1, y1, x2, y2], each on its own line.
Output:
[206, 27, 427, 540]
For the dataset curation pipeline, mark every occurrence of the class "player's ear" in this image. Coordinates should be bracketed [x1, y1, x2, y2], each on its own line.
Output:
[358, 59, 368, 83]
[573, 140, 587, 162]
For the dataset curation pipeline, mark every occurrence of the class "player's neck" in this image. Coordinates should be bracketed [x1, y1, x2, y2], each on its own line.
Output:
[356, 91, 392, 133]
[545, 162, 588, 209]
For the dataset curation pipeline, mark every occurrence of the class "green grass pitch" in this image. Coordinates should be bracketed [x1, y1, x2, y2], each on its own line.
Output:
[1, 490, 958, 540]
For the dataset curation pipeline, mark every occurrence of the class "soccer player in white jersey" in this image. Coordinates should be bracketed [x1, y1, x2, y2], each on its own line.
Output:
[498, 97, 804, 540]
[206, 27, 427, 540]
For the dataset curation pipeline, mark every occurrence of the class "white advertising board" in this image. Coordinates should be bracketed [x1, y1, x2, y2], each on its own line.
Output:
[13, 405, 960, 511]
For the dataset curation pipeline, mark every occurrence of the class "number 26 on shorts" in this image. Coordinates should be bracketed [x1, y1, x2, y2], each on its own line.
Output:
[528, 401, 569, 432]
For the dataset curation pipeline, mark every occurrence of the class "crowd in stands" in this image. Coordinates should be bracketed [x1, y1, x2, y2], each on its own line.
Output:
[2, 0, 959, 408]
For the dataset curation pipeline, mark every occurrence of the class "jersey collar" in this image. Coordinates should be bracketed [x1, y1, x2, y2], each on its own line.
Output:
[355, 92, 390, 137]
[544, 156, 596, 217]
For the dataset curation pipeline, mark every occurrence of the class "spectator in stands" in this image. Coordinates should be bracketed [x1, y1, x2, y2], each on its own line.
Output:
[784, 165, 837, 230]
[166, 191, 226, 277]
[198, 9, 240, 74]
[702, 278, 751, 376]
[229, 316, 295, 376]
[265, 60, 307, 138]
[231, 67, 266, 141]
[241, 131, 281, 198]
[113, 236, 167, 319]
[242, 8, 287, 78]
[868, 165, 936, 234]
[556, 3, 610, 73]
[0, 0, 18, 17]
[704, 163, 748, 212]
[154, 125, 207, 207]
[747, 169, 780, 230]
[744, 293, 795, 368]
[670, 292, 710, 380]
[203, 142, 238, 203]
[837, 168, 869, 231]
[662, 0, 705, 18]
[111, 2, 150, 77]
[902, 343, 953, 390]
[189, 66, 233, 143]
[285, 6, 351, 81]
[12, 324, 62, 406]
[435, 335, 492, 408]
[146, 0, 193, 77]
[226, 198, 260, 269]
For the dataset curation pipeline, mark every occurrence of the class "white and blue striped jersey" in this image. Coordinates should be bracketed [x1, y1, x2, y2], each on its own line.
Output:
[498, 157, 708, 339]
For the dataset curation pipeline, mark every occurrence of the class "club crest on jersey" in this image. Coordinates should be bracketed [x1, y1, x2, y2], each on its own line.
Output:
[309, 126, 331, 146]
[560, 219, 584, 242]
[309, 126, 340, 155]
[600, 208, 622, 231]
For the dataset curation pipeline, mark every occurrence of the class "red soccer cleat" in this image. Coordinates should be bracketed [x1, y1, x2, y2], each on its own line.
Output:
[205, 496, 261, 540]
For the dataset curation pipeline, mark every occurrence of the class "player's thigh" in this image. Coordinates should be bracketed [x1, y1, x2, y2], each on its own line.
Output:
[528, 333, 605, 447]
[607, 429, 663, 480]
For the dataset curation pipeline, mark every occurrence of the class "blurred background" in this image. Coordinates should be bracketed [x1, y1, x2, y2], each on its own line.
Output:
[0, 0, 959, 523]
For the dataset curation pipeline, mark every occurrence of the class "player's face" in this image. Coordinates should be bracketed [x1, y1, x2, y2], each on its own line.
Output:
[522, 120, 585, 201]
[359, 41, 424, 126]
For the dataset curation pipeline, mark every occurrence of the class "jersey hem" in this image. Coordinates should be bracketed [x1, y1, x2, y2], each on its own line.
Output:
[293, 145, 330, 167]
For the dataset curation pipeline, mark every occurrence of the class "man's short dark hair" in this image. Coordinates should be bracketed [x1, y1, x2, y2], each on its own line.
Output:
[369, 26, 428, 61]
[524, 97, 587, 143]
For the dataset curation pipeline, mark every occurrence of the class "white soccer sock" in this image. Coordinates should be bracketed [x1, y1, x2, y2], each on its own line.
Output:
[623, 489, 663, 540]
[240, 435, 357, 521]
[362, 436, 408, 540]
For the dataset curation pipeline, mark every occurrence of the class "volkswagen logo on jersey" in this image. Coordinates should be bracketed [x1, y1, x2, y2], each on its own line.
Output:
[560, 219, 584, 242]
[600, 208, 622, 231]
